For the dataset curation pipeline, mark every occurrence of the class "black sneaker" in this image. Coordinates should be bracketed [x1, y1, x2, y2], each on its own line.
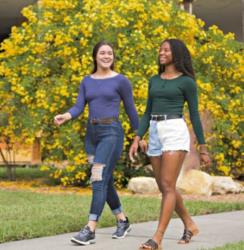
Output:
[71, 226, 95, 245]
[112, 217, 132, 239]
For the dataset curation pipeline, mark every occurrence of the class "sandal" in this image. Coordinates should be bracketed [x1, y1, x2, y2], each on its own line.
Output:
[178, 228, 198, 244]
[141, 239, 159, 249]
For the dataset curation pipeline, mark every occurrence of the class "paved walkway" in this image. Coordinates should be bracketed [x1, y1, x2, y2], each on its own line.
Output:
[0, 211, 244, 250]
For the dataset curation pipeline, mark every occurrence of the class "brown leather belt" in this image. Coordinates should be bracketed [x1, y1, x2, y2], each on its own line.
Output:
[151, 114, 182, 121]
[89, 117, 118, 125]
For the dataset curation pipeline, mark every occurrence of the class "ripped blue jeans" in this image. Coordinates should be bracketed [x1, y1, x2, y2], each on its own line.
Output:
[85, 120, 124, 221]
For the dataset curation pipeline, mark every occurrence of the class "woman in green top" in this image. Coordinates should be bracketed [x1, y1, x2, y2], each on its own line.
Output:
[129, 39, 211, 250]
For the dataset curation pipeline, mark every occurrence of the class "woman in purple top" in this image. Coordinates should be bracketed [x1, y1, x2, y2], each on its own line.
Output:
[54, 41, 139, 246]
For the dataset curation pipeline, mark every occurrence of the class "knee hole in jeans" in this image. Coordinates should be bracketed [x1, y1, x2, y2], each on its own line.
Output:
[90, 163, 105, 183]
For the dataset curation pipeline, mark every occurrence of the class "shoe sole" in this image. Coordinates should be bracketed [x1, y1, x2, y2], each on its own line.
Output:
[112, 225, 132, 239]
[71, 237, 96, 245]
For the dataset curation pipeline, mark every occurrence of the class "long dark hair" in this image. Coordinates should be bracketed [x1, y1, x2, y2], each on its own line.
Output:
[91, 41, 115, 74]
[158, 39, 195, 79]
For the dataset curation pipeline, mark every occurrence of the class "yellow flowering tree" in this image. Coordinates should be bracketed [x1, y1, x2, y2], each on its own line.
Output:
[0, 0, 243, 186]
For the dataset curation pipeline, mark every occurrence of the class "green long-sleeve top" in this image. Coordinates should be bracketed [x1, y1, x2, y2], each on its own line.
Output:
[137, 74, 205, 144]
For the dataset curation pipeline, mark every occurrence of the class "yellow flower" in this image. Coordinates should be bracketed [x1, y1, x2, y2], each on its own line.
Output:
[54, 169, 62, 179]
[218, 165, 230, 176]
[66, 165, 76, 172]
[40, 165, 50, 171]
[231, 140, 241, 149]
[215, 153, 225, 162]
[75, 172, 86, 180]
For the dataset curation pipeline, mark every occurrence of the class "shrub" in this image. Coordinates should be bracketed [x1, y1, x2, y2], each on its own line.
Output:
[0, 0, 243, 185]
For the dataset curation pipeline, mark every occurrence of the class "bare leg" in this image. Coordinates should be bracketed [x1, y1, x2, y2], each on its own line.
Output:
[150, 155, 198, 233]
[116, 212, 126, 221]
[175, 191, 199, 234]
[142, 151, 186, 248]
[87, 221, 97, 232]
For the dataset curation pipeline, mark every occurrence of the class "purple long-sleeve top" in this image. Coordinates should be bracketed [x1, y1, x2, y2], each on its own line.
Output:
[68, 74, 139, 130]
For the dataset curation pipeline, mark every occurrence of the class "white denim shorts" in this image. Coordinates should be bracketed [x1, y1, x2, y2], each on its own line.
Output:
[147, 118, 190, 157]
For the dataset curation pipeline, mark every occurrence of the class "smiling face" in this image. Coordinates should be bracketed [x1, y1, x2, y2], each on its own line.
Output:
[96, 45, 114, 71]
[159, 41, 173, 66]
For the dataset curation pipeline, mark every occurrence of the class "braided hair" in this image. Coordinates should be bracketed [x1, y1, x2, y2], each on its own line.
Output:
[158, 39, 195, 80]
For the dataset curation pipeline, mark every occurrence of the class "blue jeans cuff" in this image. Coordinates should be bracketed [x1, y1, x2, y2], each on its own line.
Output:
[89, 213, 99, 222]
[112, 206, 122, 215]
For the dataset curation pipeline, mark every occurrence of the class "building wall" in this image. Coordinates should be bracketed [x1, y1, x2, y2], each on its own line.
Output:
[193, 0, 243, 41]
[0, 0, 36, 41]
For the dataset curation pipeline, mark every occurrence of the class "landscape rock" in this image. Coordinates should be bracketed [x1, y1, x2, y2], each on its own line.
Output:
[127, 177, 159, 194]
[212, 176, 242, 194]
[176, 169, 213, 196]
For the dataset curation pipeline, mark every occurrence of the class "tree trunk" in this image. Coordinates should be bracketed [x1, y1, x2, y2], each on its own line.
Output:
[0, 142, 16, 181]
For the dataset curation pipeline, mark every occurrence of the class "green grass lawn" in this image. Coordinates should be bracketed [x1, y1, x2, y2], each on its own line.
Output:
[203, 241, 244, 250]
[0, 166, 48, 180]
[0, 189, 244, 243]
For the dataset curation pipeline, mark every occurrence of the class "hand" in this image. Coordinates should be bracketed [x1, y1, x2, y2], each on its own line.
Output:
[139, 140, 148, 153]
[200, 152, 212, 169]
[129, 137, 140, 162]
[54, 113, 71, 126]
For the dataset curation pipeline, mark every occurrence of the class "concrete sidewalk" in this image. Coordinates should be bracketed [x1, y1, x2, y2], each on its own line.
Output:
[0, 211, 243, 250]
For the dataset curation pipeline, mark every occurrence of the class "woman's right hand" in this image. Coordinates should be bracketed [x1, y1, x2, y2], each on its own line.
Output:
[54, 113, 71, 126]
[139, 139, 148, 153]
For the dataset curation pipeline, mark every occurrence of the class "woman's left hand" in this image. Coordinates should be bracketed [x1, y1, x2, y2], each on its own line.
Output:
[129, 137, 140, 162]
[200, 152, 212, 169]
